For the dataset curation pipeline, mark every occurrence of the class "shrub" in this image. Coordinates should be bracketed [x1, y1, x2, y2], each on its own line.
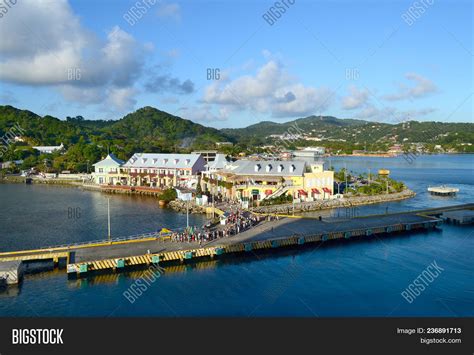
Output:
[157, 188, 177, 202]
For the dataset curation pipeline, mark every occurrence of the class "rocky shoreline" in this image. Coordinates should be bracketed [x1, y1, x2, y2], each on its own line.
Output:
[250, 189, 416, 214]
[1, 175, 416, 215]
[168, 200, 205, 214]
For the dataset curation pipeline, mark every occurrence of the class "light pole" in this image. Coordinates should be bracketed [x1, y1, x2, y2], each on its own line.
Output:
[107, 197, 111, 241]
[292, 193, 295, 216]
[344, 162, 348, 192]
[186, 194, 190, 229]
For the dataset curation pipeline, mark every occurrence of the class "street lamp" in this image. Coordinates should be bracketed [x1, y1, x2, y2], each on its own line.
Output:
[344, 162, 348, 191]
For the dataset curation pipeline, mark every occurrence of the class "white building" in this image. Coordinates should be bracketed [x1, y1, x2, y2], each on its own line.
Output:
[121, 153, 206, 188]
[92, 153, 124, 185]
[33, 143, 64, 154]
[205, 153, 228, 173]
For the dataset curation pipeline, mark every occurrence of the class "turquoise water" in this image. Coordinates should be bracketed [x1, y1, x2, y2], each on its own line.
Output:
[0, 154, 472, 316]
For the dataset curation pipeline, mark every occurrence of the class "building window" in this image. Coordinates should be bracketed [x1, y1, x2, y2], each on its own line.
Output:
[99, 168, 103, 173]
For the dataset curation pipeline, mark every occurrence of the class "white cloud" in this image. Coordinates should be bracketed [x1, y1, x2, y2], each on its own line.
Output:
[384, 73, 438, 101]
[272, 84, 334, 118]
[178, 105, 230, 122]
[60, 86, 105, 104]
[0, 0, 149, 112]
[106, 87, 138, 112]
[160, 96, 180, 104]
[342, 85, 369, 110]
[157, 2, 181, 21]
[356, 104, 436, 123]
[202, 59, 334, 118]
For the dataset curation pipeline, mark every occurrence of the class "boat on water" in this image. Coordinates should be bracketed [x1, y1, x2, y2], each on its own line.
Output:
[427, 185, 459, 196]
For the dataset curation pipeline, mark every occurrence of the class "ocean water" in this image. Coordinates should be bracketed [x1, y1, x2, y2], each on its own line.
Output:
[0, 154, 472, 316]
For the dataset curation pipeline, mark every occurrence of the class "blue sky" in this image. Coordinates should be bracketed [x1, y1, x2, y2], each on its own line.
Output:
[0, 0, 472, 128]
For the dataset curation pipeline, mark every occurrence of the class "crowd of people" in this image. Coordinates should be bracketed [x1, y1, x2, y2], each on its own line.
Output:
[168, 210, 277, 245]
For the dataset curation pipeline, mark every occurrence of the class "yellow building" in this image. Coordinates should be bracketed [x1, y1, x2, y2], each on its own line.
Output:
[204, 160, 334, 203]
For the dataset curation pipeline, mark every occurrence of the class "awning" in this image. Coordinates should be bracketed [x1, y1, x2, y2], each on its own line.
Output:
[322, 187, 332, 193]
[265, 189, 273, 195]
[251, 189, 259, 195]
[311, 188, 320, 194]
[298, 189, 308, 195]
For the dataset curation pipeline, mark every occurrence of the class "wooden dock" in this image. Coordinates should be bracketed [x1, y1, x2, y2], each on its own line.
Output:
[0, 203, 471, 284]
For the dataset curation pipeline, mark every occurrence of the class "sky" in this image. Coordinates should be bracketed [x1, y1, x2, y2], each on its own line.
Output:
[0, 0, 472, 128]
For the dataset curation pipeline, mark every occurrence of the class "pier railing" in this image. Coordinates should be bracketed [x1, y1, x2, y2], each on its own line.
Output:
[43, 231, 170, 250]
[0, 231, 170, 256]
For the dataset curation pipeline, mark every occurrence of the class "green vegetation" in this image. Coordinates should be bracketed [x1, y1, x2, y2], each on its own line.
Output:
[224, 116, 474, 155]
[345, 176, 405, 196]
[195, 178, 203, 197]
[334, 168, 353, 182]
[259, 193, 293, 206]
[157, 188, 177, 202]
[1, 105, 472, 174]
[0, 105, 229, 172]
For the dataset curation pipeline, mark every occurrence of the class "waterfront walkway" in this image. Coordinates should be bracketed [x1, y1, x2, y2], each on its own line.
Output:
[69, 211, 437, 263]
[0, 203, 472, 284]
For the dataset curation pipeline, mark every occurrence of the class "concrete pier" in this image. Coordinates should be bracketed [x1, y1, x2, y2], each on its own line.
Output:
[442, 210, 474, 225]
[0, 203, 471, 284]
[0, 260, 24, 286]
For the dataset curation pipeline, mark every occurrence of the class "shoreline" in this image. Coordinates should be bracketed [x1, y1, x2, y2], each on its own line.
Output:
[324, 152, 473, 159]
[1, 175, 416, 215]
[250, 189, 416, 214]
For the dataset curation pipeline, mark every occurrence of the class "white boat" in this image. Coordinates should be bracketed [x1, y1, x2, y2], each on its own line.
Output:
[427, 185, 459, 196]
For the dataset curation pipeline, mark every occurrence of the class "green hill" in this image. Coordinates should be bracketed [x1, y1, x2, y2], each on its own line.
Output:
[0, 105, 472, 173]
[0, 105, 229, 172]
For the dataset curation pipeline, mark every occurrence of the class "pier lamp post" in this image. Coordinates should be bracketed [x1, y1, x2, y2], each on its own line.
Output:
[292, 193, 295, 216]
[344, 163, 348, 191]
[107, 197, 111, 241]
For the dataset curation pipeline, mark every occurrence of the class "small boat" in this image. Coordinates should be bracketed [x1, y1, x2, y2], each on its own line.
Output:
[427, 185, 459, 196]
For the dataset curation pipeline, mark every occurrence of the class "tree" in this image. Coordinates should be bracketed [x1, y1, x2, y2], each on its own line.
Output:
[195, 177, 203, 197]
[157, 188, 177, 202]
